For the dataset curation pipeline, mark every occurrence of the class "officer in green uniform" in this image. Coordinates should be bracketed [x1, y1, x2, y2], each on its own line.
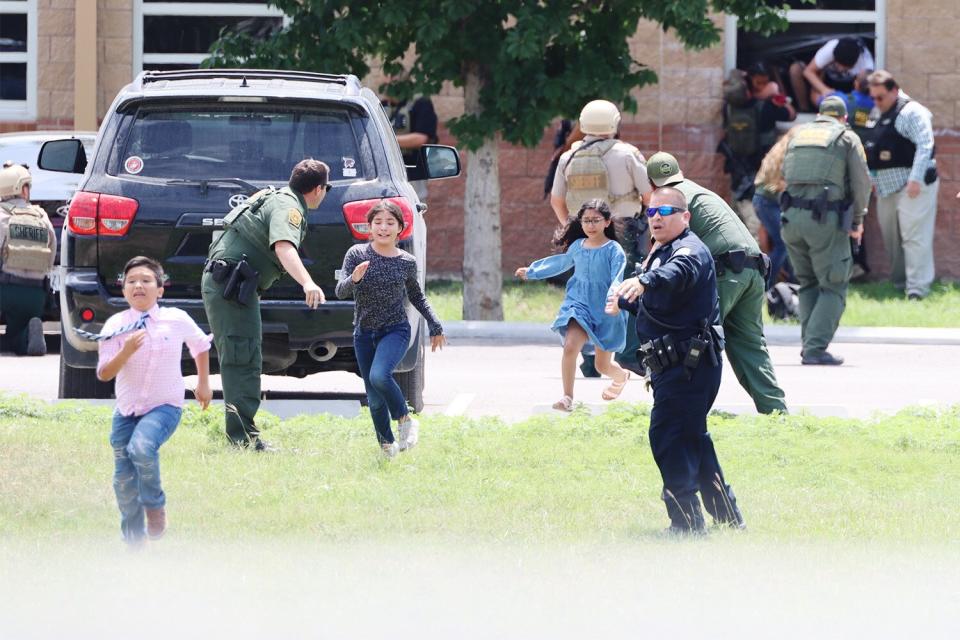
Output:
[646, 152, 787, 415]
[0, 161, 55, 357]
[780, 96, 871, 365]
[201, 159, 330, 449]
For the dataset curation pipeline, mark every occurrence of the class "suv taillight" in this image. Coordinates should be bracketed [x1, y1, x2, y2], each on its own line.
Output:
[342, 197, 415, 241]
[67, 191, 139, 237]
[67, 191, 99, 235]
[98, 194, 139, 236]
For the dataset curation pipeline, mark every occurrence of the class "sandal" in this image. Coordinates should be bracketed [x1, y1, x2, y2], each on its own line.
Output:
[552, 395, 574, 412]
[601, 372, 631, 401]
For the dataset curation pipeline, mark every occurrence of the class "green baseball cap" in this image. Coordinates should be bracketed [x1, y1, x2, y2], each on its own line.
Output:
[819, 95, 848, 119]
[646, 151, 684, 187]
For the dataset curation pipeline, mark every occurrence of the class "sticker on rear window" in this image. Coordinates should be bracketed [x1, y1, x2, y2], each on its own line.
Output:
[342, 156, 357, 178]
[124, 156, 144, 174]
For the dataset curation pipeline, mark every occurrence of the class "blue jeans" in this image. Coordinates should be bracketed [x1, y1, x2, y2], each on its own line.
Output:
[753, 193, 795, 288]
[354, 322, 411, 444]
[109, 404, 182, 542]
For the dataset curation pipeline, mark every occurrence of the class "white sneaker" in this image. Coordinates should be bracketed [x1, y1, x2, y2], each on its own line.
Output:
[381, 441, 399, 459]
[398, 417, 419, 451]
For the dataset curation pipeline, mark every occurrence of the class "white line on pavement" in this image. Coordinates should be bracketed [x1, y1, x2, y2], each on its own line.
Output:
[444, 393, 475, 416]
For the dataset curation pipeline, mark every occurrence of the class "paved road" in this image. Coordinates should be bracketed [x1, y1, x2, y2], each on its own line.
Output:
[3, 341, 956, 421]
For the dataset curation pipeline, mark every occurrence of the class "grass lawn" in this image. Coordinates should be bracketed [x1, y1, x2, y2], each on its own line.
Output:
[428, 279, 960, 328]
[3, 395, 959, 544]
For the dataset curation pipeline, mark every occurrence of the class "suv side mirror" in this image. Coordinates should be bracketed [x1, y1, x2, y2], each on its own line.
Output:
[38, 139, 87, 174]
[406, 144, 461, 182]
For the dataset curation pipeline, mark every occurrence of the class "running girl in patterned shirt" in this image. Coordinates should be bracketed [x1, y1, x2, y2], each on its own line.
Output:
[515, 199, 630, 411]
[336, 201, 446, 458]
[93, 256, 213, 546]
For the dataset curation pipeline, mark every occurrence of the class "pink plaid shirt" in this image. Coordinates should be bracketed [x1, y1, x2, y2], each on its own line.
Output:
[97, 304, 212, 416]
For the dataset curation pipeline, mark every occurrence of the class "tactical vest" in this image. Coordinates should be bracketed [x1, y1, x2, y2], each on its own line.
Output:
[863, 97, 918, 170]
[563, 139, 641, 214]
[0, 202, 52, 277]
[846, 91, 873, 133]
[783, 120, 848, 196]
[390, 99, 414, 136]
[216, 187, 308, 290]
[724, 102, 774, 157]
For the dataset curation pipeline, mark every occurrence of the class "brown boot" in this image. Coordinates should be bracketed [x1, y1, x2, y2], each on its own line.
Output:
[145, 507, 167, 539]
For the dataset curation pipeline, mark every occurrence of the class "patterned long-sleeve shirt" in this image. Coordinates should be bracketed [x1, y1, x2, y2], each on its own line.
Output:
[871, 100, 937, 197]
[335, 243, 443, 336]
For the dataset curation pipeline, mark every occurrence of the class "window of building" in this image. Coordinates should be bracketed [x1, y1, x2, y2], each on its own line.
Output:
[134, 2, 285, 74]
[725, 0, 885, 111]
[0, 0, 37, 120]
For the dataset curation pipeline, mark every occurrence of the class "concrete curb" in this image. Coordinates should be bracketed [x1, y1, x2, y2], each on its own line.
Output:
[445, 320, 960, 347]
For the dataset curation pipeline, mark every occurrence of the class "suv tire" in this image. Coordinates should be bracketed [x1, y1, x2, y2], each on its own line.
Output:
[59, 329, 114, 399]
[395, 341, 425, 413]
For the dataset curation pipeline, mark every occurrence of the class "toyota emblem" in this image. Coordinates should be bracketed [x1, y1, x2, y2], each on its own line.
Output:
[228, 194, 249, 208]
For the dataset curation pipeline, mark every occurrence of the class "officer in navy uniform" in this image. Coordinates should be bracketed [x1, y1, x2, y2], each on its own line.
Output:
[383, 83, 438, 201]
[607, 186, 744, 534]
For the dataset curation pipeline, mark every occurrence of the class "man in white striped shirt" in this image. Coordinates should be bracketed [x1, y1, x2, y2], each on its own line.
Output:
[864, 70, 939, 300]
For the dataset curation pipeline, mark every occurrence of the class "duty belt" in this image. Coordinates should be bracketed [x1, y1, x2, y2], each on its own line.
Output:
[714, 250, 768, 277]
[638, 322, 721, 380]
[780, 191, 849, 215]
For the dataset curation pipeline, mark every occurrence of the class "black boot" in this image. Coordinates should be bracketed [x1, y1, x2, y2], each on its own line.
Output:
[663, 490, 706, 534]
[579, 354, 600, 378]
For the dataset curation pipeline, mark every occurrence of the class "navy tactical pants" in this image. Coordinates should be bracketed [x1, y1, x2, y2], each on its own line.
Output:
[648, 360, 742, 531]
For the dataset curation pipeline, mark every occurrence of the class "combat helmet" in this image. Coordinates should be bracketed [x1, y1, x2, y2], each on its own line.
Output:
[579, 100, 621, 136]
[0, 161, 31, 198]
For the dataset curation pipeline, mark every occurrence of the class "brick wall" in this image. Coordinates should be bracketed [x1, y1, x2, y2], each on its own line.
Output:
[35, 0, 76, 129]
[98, 0, 133, 120]
[880, 0, 960, 279]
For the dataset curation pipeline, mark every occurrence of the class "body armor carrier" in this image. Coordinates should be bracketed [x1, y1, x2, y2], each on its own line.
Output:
[1, 202, 52, 277]
[563, 139, 641, 214]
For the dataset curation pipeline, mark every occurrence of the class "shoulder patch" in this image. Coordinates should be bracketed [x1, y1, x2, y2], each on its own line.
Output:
[288, 208, 303, 228]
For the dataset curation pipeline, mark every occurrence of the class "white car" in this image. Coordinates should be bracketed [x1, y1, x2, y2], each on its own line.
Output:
[0, 131, 96, 219]
[0, 131, 96, 319]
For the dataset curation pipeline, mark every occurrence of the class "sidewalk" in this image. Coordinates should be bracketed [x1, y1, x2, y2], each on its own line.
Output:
[446, 321, 960, 346]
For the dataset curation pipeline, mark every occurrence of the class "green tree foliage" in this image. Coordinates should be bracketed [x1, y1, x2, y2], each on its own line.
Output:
[206, 1, 787, 151]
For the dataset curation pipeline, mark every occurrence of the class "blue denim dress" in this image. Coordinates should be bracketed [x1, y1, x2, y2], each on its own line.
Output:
[525, 238, 627, 352]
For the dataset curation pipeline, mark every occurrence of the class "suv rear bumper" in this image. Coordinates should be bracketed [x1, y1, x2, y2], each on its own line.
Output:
[59, 268, 422, 376]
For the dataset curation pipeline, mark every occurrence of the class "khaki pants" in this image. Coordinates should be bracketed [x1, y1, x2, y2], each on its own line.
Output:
[876, 179, 939, 297]
[735, 198, 763, 244]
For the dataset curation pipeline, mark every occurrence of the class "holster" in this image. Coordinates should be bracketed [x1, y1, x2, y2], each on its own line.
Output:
[924, 166, 938, 185]
[220, 255, 259, 306]
[840, 205, 855, 232]
[205, 259, 231, 284]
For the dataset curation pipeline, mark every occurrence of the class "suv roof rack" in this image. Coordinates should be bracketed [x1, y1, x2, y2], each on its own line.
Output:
[137, 69, 360, 93]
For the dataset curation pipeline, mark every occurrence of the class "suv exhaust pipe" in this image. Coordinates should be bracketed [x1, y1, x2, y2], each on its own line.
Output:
[307, 340, 337, 362]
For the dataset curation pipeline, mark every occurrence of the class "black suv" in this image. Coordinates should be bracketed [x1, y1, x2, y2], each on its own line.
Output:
[39, 69, 460, 411]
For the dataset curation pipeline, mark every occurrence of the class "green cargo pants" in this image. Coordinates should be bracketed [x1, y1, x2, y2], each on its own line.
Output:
[0, 283, 46, 354]
[780, 208, 852, 358]
[717, 268, 788, 414]
[201, 271, 263, 445]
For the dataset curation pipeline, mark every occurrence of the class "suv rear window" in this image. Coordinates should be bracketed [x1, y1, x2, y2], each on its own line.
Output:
[112, 104, 370, 182]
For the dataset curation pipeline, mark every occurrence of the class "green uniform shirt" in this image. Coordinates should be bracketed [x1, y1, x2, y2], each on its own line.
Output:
[209, 187, 308, 290]
[674, 179, 760, 257]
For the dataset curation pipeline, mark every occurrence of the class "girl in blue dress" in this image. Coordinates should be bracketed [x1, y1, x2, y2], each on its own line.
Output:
[515, 199, 630, 411]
